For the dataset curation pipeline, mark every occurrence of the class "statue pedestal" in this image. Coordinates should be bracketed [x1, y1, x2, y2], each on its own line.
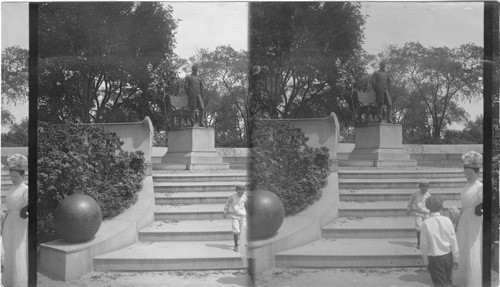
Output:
[348, 123, 416, 167]
[158, 127, 229, 170]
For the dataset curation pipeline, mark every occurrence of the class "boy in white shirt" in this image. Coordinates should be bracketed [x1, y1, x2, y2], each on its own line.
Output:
[407, 180, 432, 249]
[223, 185, 247, 252]
[420, 195, 459, 287]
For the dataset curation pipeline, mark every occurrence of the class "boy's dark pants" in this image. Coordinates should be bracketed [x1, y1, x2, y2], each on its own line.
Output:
[427, 252, 453, 287]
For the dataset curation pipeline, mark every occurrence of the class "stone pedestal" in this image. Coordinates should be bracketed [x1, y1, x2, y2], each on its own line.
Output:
[348, 123, 416, 167]
[159, 127, 229, 170]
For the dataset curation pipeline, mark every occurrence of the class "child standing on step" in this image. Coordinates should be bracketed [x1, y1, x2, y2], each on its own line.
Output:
[223, 185, 247, 252]
[406, 180, 432, 249]
[420, 195, 459, 287]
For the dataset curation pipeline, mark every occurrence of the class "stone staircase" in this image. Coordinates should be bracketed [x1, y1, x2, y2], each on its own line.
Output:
[94, 171, 248, 271]
[275, 168, 474, 268]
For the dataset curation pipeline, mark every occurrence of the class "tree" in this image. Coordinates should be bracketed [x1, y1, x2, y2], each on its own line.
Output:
[187, 46, 252, 147]
[384, 42, 483, 142]
[1, 109, 15, 130]
[2, 46, 28, 104]
[147, 55, 187, 133]
[2, 46, 29, 140]
[249, 2, 366, 123]
[399, 90, 434, 143]
[38, 2, 178, 125]
[442, 115, 483, 144]
[1, 118, 28, 147]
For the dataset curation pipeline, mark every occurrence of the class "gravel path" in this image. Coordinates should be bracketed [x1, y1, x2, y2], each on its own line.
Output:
[38, 268, 497, 287]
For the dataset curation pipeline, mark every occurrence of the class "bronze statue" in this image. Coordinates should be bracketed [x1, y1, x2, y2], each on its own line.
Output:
[184, 65, 205, 127]
[371, 61, 393, 123]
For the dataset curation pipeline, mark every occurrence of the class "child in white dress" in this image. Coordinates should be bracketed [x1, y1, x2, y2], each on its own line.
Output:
[223, 185, 247, 252]
[407, 180, 431, 249]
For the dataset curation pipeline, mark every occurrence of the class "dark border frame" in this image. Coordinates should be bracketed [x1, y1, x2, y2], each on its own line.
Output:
[28, 3, 38, 287]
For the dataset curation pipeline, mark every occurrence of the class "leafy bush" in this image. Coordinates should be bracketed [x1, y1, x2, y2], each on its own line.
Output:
[249, 121, 331, 216]
[37, 122, 145, 243]
[154, 130, 168, 147]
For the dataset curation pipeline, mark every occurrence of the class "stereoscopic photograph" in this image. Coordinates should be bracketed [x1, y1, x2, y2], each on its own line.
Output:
[0, 1, 498, 287]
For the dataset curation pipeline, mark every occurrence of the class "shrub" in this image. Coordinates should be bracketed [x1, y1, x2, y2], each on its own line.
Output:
[37, 122, 145, 243]
[154, 130, 168, 147]
[249, 121, 331, 216]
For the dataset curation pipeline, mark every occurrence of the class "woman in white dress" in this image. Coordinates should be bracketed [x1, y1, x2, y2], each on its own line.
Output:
[452, 151, 483, 287]
[2, 154, 28, 287]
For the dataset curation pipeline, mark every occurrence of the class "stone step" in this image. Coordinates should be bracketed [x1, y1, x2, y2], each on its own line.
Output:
[338, 169, 481, 179]
[153, 173, 249, 183]
[339, 200, 461, 217]
[139, 219, 234, 241]
[94, 241, 245, 271]
[339, 178, 475, 189]
[155, 191, 232, 205]
[322, 217, 417, 238]
[339, 188, 461, 202]
[275, 238, 424, 268]
[154, 181, 248, 193]
[154, 204, 227, 220]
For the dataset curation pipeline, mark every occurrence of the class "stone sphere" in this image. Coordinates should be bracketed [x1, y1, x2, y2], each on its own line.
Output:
[54, 194, 102, 243]
[247, 190, 285, 240]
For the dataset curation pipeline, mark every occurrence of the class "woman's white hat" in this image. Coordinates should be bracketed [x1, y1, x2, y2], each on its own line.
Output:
[7, 154, 28, 171]
[462, 151, 482, 169]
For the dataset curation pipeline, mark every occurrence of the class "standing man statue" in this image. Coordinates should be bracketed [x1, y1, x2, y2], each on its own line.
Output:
[184, 65, 205, 127]
[371, 61, 393, 123]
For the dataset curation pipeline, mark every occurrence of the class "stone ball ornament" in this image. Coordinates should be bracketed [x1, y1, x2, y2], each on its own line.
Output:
[54, 194, 102, 243]
[247, 189, 285, 241]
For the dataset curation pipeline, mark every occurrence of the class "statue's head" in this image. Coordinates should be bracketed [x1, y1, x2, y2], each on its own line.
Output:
[192, 65, 199, 75]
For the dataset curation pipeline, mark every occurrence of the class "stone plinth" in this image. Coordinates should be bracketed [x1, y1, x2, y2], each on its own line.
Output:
[159, 127, 228, 170]
[348, 123, 416, 167]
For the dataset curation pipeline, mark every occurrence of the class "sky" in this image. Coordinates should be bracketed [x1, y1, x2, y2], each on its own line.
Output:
[167, 2, 248, 60]
[360, 2, 484, 126]
[361, 2, 483, 55]
[0, 2, 485, 129]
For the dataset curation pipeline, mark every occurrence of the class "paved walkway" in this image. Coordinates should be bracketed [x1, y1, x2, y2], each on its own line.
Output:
[37, 270, 251, 287]
[37, 268, 499, 287]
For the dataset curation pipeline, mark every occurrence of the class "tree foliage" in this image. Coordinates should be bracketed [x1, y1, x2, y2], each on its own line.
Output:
[186, 46, 251, 147]
[2, 46, 29, 140]
[249, 2, 366, 128]
[1, 109, 15, 130]
[147, 55, 187, 134]
[2, 46, 28, 105]
[38, 2, 178, 125]
[442, 116, 483, 144]
[383, 42, 483, 142]
[1, 117, 28, 147]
